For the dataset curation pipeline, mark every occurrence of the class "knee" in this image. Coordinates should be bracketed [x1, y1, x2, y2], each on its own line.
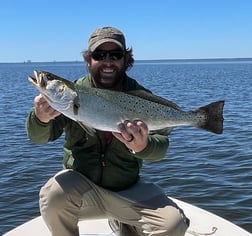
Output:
[39, 171, 78, 213]
[39, 170, 92, 216]
[39, 175, 68, 215]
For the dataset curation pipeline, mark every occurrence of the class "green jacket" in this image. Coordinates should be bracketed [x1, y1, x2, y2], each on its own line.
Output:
[26, 74, 169, 191]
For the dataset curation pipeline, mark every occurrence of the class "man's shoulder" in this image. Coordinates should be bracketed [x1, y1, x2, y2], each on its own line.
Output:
[75, 74, 91, 87]
[124, 75, 151, 93]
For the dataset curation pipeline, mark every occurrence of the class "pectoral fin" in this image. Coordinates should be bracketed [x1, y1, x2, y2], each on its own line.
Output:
[149, 127, 173, 135]
[73, 96, 80, 115]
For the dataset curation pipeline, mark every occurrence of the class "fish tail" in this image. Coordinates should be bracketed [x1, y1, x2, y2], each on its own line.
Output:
[197, 100, 225, 134]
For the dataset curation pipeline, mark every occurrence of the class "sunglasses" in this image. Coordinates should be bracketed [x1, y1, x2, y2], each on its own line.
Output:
[91, 50, 125, 61]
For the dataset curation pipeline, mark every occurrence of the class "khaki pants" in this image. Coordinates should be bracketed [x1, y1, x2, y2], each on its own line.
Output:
[39, 169, 189, 236]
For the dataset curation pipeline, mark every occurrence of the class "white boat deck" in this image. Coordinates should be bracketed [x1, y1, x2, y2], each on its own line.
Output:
[3, 197, 252, 236]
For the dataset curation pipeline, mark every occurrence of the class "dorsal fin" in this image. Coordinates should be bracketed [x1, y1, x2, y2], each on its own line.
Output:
[127, 90, 181, 110]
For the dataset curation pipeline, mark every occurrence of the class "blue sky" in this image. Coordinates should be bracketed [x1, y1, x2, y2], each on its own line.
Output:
[1, 0, 252, 62]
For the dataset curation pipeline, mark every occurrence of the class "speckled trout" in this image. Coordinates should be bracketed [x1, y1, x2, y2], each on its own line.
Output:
[28, 70, 224, 135]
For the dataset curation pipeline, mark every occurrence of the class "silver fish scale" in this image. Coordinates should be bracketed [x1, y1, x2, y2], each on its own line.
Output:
[75, 87, 196, 132]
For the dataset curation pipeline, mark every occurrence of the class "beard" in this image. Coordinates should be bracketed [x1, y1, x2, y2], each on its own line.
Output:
[89, 65, 125, 89]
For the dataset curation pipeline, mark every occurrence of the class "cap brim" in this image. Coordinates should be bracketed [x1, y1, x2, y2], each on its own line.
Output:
[89, 39, 123, 51]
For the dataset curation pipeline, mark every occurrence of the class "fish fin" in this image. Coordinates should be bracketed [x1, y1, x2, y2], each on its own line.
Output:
[149, 127, 173, 136]
[77, 121, 96, 136]
[196, 100, 225, 134]
[73, 96, 80, 115]
[127, 90, 181, 110]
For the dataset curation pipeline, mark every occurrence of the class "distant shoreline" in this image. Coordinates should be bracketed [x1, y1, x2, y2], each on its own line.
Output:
[1, 57, 252, 64]
[137, 57, 252, 63]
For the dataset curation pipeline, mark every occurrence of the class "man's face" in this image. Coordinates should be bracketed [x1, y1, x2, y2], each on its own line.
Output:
[88, 42, 125, 89]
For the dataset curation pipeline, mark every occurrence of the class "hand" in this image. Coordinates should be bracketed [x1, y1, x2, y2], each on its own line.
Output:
[34, 94, 61, 123]
[112, 120, 149, 153]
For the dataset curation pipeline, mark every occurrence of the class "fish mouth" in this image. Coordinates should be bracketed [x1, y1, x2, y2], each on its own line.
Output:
[28, 70, 75, 109]
[28, 75, 38, 86]
[28, 74, 64, 107]
[28, 70, 48, 89]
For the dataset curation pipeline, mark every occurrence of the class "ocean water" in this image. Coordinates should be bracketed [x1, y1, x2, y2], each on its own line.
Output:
[0, 60, 251, 234]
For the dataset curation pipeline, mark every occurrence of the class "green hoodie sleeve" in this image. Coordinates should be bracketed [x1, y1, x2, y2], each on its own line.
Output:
[26, 109, 65, 144]
[133, 134, 169, 162]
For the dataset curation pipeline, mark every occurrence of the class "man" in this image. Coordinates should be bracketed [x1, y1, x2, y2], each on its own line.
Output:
[26, 26, 189, 236]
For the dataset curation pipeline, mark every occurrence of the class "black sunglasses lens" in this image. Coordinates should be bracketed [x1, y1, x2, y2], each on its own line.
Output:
[91, 51, 106, 61]
[91, 50, 124, 61]
[109, 51, 124, 60]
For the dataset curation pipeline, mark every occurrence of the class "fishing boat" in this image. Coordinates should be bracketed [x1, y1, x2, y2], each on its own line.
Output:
[3, 197, 251, 236]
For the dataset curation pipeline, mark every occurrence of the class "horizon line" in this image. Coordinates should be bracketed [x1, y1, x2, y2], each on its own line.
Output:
[1, 57, 252, 64]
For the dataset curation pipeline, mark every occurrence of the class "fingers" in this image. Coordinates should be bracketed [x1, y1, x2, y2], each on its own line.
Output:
[34, 94, 61, 123]
[133, 120, 148, 137]
[118, 121, 138, 141]
[34, 94, 45, 107]
[112, 120, 149, 153]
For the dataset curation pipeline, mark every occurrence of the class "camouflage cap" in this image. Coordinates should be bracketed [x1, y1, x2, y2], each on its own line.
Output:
[88, 26, 126, 51]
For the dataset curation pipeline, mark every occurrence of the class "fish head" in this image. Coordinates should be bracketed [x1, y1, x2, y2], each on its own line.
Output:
[28, 70, 78, 111]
